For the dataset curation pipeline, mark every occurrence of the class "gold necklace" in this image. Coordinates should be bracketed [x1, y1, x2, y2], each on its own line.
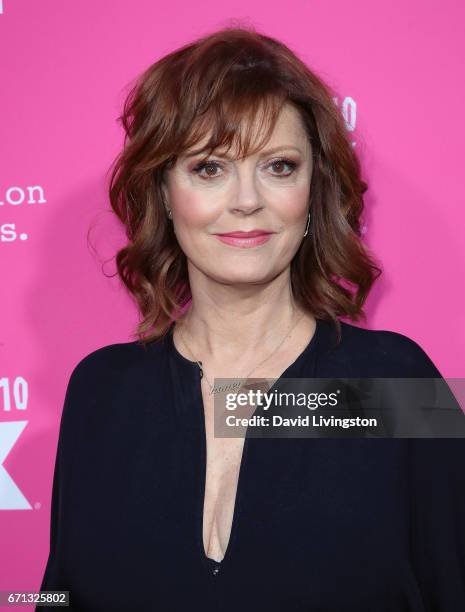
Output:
[177, 308, 305, 394]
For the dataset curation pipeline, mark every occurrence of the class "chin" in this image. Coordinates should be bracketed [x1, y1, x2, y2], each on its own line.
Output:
[213, 270, 276, 285]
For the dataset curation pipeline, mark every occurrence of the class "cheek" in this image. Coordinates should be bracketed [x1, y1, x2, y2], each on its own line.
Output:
[170, 185, 218, 226]
[270, 184, 310, 221]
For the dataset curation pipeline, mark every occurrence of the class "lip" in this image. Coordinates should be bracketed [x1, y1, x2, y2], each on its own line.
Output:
[215, 232, 273, 248]
[215, 230, 274, 238]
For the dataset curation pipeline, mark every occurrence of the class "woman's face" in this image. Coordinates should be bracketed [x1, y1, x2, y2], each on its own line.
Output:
[161, 103, 313, 286]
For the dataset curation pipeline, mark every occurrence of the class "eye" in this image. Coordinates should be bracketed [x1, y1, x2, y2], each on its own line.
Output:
[191, 157, 299, 180]
[191, 161, 223, 179]
[268, 158, 298, 177]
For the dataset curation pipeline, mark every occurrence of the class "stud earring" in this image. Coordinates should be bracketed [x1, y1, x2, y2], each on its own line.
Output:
[167, 208, 172, 219]
[303, 211, 311, 237]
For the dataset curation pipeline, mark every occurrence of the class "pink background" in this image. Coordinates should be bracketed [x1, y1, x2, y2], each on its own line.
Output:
[1, 0, 464, 603]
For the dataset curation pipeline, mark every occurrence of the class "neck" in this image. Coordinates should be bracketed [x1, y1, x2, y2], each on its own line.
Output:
[173, 268, 313, 365]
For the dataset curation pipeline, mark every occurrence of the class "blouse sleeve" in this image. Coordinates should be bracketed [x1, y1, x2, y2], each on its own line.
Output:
[406, 337, 465, 609]
[36, 361, 84, 605]
[409, 437, 465, 610]
[38, 433, 64, 592]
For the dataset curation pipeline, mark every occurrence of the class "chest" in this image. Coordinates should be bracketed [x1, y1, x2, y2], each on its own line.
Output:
[200, 386, 246, 561]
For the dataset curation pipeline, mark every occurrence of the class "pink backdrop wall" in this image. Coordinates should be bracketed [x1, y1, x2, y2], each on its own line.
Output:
[1, 0, 464, 604]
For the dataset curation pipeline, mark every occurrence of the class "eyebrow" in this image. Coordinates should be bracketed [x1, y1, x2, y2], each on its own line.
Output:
[256, 145, 304, 157]
[183, 145, 304, 159]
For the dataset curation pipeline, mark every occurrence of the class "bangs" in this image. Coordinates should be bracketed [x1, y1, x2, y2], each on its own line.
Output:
[173, 77, 289, 163]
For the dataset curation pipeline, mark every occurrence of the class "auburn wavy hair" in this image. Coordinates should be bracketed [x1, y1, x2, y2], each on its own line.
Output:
[107, 25, 382, 345]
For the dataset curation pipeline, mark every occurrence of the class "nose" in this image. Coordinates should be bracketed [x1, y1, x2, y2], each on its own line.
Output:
[230, 167, 264, 216]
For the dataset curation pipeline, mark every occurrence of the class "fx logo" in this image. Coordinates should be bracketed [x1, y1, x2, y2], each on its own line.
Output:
[0, 421, 32, 510]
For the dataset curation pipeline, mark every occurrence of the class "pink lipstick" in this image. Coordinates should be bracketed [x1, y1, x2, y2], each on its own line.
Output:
[214, 230, 274, 249]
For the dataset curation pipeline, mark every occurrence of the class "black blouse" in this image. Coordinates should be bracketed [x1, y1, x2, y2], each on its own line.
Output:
[37, 318, 465, 611]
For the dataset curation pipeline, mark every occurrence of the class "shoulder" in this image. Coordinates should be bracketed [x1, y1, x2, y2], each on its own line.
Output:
[62, 338, 167, 409]
[57, 339, 166, 431]
[320, 319, 443, 377]
[67, 340, 148, 385]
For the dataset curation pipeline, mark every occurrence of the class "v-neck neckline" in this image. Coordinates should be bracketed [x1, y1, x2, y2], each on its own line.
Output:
[167, 317, 322, 376]
[165, 317, 323, 578]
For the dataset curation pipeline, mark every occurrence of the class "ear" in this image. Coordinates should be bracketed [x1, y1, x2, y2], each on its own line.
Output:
[160, 180, 170, 211]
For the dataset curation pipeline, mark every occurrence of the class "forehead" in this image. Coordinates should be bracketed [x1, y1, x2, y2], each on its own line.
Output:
[181, 103, 311, 160]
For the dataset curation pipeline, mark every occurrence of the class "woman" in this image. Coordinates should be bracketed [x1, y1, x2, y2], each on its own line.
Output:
[38, 26, 465, 611]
